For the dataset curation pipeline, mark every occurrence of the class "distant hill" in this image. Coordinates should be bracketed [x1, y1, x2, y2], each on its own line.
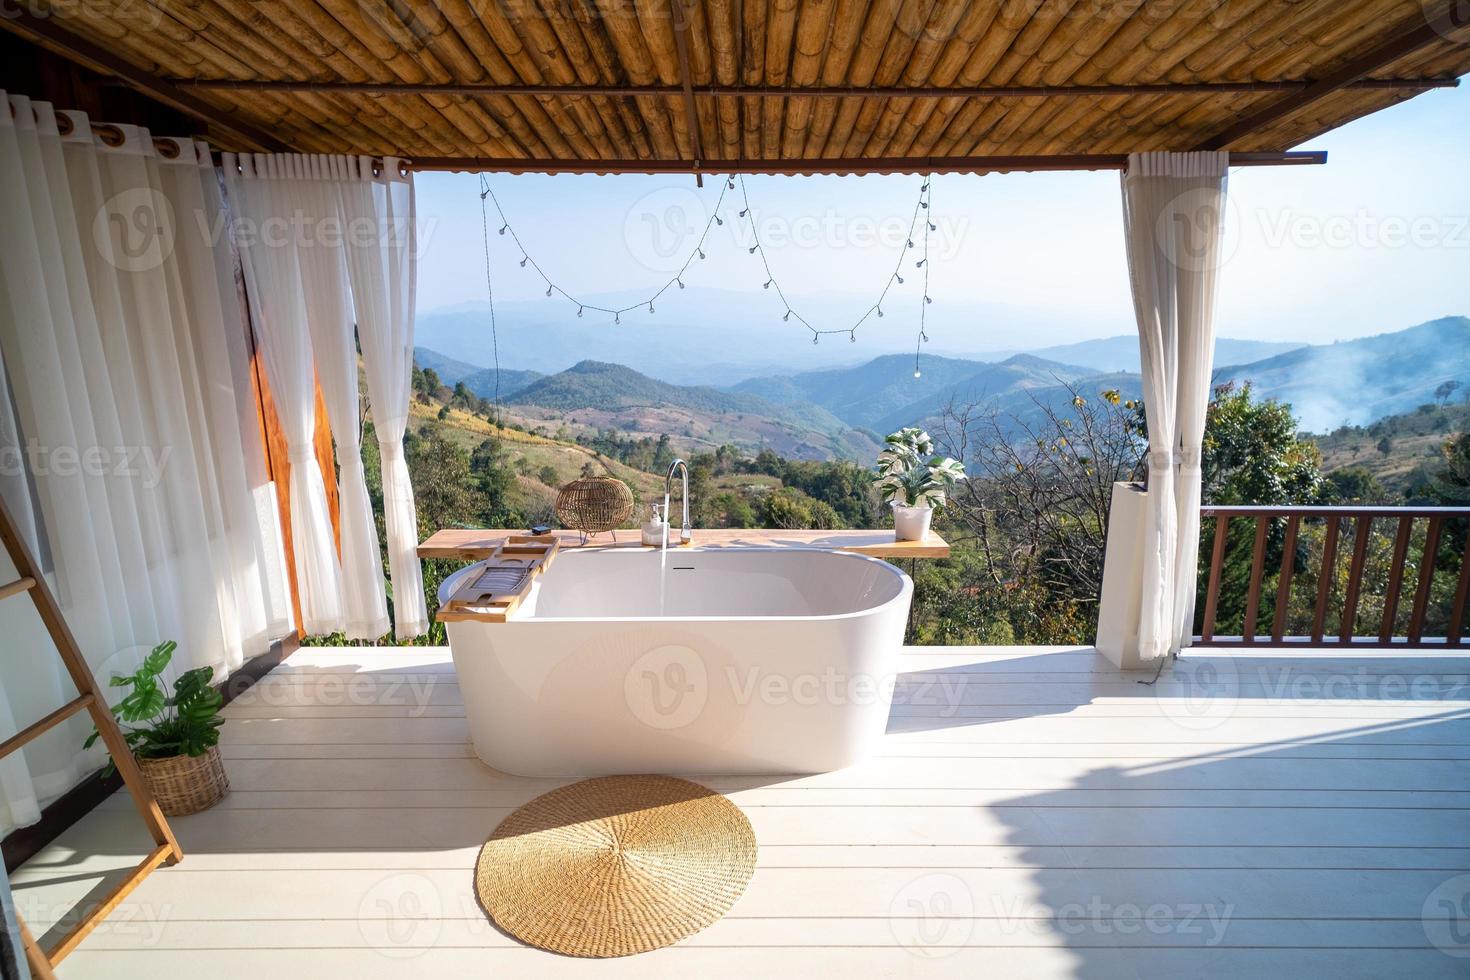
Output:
[731, 352, 1098, 434]
[1019, 336, 1305, 374]
[508, 360, 881, 461]
[1215, 316, 1470, 432]
[871, 354, 1100, 434]
[732, 353, 1000, 429]
[413, 346, 482, 385]
[459, 367, 543, 401]
[414, 346, 542, 400]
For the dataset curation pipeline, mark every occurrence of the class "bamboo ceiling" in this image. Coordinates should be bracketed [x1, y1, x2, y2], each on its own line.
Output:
[6, 0, 1470, 171]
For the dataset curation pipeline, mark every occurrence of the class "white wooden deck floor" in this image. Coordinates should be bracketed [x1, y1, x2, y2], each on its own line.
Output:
[13, 644, 1470, 978]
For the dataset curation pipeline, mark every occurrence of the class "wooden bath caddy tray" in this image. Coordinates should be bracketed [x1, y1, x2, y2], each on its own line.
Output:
[437, 535, 559, 623]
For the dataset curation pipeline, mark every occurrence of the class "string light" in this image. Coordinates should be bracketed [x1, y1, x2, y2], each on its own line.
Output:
[913, 178, 935, 379]
[478, 171, 941, 358]
[478, 174, 503, 425]
[735, 174, 933, 344]
[479, 174, 734, 323]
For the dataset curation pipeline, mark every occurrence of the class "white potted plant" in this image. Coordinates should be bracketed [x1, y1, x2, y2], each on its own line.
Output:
[874, 428, 966, 542]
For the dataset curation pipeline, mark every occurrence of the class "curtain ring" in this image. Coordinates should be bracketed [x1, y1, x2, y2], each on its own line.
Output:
[153, 138, 181, 160]
[92, 122, 125, 147]
[54, 111, 75, 136]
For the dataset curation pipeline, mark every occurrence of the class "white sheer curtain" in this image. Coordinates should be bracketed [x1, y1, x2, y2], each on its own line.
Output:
[276, 155, 388, 640]
[222, 153, 346, 636]
[1121, 151, 1230, 661]
[0, 95, 290, 832]
[339, 156, 427, 639]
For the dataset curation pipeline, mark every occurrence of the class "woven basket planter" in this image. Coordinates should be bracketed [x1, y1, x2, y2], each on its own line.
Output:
[555, 477, 634, 535]
[137, 746, 229, 816]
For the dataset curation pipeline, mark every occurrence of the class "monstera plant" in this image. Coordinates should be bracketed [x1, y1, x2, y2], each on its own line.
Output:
[85, 640, 230, 814]
[874, 428, 966, 541]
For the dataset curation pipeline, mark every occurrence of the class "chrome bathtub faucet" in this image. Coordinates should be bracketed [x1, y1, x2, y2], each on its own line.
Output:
[665, 458, 693, 546]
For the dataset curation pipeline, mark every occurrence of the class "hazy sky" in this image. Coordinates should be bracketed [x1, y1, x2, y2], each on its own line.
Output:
[414, 82, 1469, 348]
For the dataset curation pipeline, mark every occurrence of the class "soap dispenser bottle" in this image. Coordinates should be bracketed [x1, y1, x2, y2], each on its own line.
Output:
[641, 503, 667, 547]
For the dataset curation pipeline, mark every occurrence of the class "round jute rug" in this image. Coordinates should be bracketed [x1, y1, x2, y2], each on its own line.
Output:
[474, 774, 757, 957]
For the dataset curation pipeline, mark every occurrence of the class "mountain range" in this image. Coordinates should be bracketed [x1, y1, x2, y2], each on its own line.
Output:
[415, 315, 1469, 461]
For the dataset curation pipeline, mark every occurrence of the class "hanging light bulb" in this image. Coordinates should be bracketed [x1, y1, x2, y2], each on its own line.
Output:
[545, 284, 553, 296]
[922, 332, 929, 342]
[895, 274, 904, 284]
[698, 248, 705, 259]
[812, 334, 819, 345]
[877, 307, 884, 318]
[498, 224, 507, 235]
[916, 258, 926, 267]
[676, 278, 685, 289]
[649, 301, 655, 313]
[849, 333, 857, 343]
[929, 222, 936, 231]
[925, 295, 932, 304]
[728, 179, 735, 189]
[519, 256, 528, 267]
[577, 306, 584, 317]
[763, 279, 771, 289]
[913, 368, 922, 379]
[715, 215, 723, 225]
[614, 312, 620, 324]
[920, 200, 929, 209]
[783, 311, 790, 321]
[921, 182, 929, 191]
[906, 239, 914, 248]
[739, 208, 748, 217]
[749, 245, 758, 254]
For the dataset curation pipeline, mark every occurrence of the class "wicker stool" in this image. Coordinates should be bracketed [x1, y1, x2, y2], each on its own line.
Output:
[555, 477, 634, 543]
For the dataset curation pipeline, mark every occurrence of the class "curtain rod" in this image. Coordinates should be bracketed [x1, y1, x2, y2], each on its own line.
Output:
[395, 151, 1328, 175]
[196, 149, 1326, 176]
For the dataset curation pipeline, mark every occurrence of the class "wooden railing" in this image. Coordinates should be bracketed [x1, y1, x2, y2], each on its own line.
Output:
[1196, 506, 1470, 648]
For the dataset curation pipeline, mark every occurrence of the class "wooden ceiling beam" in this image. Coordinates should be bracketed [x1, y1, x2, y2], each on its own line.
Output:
[1194, 7, 1470, 151]
[404, 150, 1327, 174]
[670, 0, 706, 182]
[172, 78, 1458, 99]
[0, 8, 289, 152]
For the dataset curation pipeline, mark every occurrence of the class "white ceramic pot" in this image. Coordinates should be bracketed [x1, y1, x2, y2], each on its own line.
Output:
[890, 502, 933, 542]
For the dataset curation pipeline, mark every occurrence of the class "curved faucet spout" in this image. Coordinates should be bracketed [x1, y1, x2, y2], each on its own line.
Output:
[665, 458, 692, 545]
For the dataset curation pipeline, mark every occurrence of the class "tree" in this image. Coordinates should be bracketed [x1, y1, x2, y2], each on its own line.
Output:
[408, 428, 476, 536]
[760, 487, 844, 530]
[1327, 465, 1387, 504]
[1435, 379, 1462, 407]
[537, 465, 560, 487]
[1377, 435, 1393, 456]
[1428, 431, 1470, 505]
[469, 438, 517, 526]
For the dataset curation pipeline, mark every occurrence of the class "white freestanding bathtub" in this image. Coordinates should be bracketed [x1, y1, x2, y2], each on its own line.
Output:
[440, 547, 912, 776]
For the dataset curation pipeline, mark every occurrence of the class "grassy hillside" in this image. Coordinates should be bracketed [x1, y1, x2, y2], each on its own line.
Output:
[1315, 401, 1470, 493]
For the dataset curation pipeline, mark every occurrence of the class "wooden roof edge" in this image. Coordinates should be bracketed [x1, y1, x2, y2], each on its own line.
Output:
[169, 79, 1461, 99]
[1194, 5, 1470, 151]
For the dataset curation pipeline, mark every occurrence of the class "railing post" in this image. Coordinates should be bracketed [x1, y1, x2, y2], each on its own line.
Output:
[1199, 513, 1228, 645]
[1271, 515, 1300, 644]
[1339, 515, 1373, 644]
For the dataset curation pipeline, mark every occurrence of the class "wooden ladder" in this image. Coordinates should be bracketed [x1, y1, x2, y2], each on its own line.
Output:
[0, 498, 182, 978]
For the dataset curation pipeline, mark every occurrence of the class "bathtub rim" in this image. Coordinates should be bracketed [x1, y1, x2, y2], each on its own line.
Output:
[437, 545, 913, 625]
